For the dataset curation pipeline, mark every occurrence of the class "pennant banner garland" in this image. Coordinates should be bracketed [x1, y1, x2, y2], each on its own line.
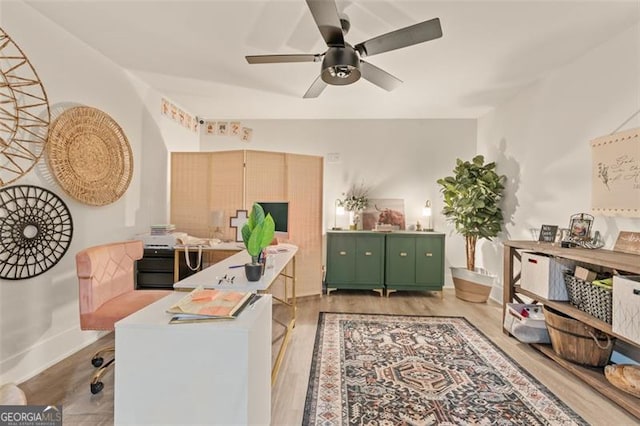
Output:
[161, 98, 198, 132]
[203, 120, 253, 142]
[159, 97, 254, 142]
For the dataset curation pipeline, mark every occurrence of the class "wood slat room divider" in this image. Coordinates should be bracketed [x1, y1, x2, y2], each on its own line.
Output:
[170, 150, 323, 297]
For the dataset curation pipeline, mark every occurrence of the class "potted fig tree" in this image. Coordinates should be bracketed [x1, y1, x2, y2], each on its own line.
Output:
[242, 203, 275, 281]
[437, 155, 506, 302]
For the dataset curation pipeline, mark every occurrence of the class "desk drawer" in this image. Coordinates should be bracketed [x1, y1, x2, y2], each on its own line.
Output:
[138, 257, 173, 273]
[137, 272, 174, 289]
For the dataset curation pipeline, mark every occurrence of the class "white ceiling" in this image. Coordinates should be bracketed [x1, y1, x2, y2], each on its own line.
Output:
[25, 0, 640, 119]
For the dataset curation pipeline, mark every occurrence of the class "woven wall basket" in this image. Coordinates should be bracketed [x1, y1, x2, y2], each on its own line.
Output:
[46, 106, 133, 206]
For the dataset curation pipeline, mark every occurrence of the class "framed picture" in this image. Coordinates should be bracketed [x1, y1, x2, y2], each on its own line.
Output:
[538, 225, 558, 242]
[568, 213, 593, 240]
[362, 199, 406, 231]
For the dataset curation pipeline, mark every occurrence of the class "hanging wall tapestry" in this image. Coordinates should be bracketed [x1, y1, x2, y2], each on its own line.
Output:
[0, 27, 51, 187]
[592, 127, 640, 217]
[46, 106, 133, 206]
[0, 185, 73, 280]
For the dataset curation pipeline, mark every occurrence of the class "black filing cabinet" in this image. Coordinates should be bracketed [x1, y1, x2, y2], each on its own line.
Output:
[136, 248, 200, 290]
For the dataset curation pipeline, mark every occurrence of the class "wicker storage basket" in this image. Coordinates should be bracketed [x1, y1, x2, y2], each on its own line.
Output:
[562, 273, 613, 324]
[543, 305, 614, 367]
[563, 272, 584, 308]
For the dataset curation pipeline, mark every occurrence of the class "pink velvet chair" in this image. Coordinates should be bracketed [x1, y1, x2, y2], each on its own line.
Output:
[76, 240, 170, 394]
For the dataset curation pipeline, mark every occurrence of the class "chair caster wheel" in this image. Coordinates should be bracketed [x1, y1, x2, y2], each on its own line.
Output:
[90, 382, 104, 394]
[91, 357, 104, 367]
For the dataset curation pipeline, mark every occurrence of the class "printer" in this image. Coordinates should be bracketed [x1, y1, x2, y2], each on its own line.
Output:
[138, 232, 186, 249]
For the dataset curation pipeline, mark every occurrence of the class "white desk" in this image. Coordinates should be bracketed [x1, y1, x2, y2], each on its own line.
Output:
[114, 292, 272, 425]
[174, 243, 298, 384]
[173, 243, 297, 292]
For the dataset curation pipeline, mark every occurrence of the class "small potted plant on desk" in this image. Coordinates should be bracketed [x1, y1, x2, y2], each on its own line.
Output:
[437, 155, 506, 302]
[242, 203, 275, 281]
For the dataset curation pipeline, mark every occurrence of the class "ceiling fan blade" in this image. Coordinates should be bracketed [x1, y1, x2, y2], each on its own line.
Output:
[305, 0, 345, 47]
[303, 75, 328, 98]
[360, 60, 402, 91]
[355, 17, 442, 57]
[246, 54, 322, 64]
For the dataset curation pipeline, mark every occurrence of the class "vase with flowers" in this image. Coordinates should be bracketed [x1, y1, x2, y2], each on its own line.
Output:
[339, 183, 369, 230]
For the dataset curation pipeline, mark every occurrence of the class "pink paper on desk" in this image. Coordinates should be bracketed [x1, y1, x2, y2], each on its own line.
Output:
[198, 305, 232, 316]
[191, 289, 220, 302]
[222, 292, 245, 302]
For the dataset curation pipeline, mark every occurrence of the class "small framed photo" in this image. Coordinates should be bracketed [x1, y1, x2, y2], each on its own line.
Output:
[569, 213, 593, 240]
[538, 225, 558, 242]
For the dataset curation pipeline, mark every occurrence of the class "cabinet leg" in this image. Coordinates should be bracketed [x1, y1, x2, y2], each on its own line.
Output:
[386, 289, 397, 298]
[373, 288, 384, 297]
[326, 287, 337, 296]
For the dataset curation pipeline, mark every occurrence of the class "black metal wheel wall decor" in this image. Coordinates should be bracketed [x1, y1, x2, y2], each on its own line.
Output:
[0, 185, 73, 280]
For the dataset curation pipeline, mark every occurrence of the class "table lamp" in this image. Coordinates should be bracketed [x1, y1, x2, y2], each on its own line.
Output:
[210, 210, 224, 240]
[422, 200, 433, 231]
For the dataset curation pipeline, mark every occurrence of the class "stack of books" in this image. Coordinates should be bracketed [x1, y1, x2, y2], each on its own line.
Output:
[150, 224, 175, 236]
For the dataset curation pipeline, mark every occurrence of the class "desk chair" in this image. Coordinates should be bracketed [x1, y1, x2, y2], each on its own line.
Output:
[76, 240, 170, 394]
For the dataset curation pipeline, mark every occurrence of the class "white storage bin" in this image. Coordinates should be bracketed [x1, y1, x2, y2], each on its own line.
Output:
[521, 252, 573, 301]
[503, 303, 550, 344]
[612, 275, 640, 345]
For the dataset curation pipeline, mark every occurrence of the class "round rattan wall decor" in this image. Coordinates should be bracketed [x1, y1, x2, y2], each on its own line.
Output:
[0, 27, 51, 187]
[0, 185, 73, 280]
[46, 106, 133, 206]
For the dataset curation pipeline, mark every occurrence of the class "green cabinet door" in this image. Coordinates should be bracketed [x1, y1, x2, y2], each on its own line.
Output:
[385, 232, 445, 293]
[415, 235, 445, 287]
[325, 231, 385, 293]
[354, 234, 385, 285]
[326, 233, 356, 284]
[385, 235, 416, 284]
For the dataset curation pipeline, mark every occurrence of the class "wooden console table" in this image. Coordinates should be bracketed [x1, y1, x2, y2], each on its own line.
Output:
[503, 241, 640, 419]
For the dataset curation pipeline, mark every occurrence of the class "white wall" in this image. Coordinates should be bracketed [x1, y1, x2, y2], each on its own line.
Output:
[3, 0, 637, 386]
[198, 119, 477, 282]
[477, 22, 640, 301]
[0, 2, 172, 384]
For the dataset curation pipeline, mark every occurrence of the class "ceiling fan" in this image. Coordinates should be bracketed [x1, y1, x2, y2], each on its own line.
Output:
[245, 0, 443, 98]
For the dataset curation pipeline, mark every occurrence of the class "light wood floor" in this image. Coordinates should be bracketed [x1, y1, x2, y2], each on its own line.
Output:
[20, 289, 639, 425]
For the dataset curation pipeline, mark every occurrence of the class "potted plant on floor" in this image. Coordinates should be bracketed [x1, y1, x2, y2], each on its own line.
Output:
[242, 203, 275, 281]
[437, 155, 506, 302]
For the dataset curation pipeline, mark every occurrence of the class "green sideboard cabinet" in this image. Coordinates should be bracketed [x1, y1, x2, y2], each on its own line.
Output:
[326, 231, 385, 296]
[385, 232, 445, 297]
[325, 231, 445, 297]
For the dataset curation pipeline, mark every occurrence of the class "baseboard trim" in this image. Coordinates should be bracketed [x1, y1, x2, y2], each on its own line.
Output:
[0, 327, 104, 384]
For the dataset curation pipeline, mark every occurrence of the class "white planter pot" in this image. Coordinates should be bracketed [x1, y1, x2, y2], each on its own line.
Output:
[451, 267, 495, 303]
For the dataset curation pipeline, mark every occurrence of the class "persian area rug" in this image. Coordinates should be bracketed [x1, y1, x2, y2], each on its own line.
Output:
[303, 313, 587, 426]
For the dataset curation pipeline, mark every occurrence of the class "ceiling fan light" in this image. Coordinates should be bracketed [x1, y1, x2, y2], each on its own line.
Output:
[321, 47, 361, 85]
